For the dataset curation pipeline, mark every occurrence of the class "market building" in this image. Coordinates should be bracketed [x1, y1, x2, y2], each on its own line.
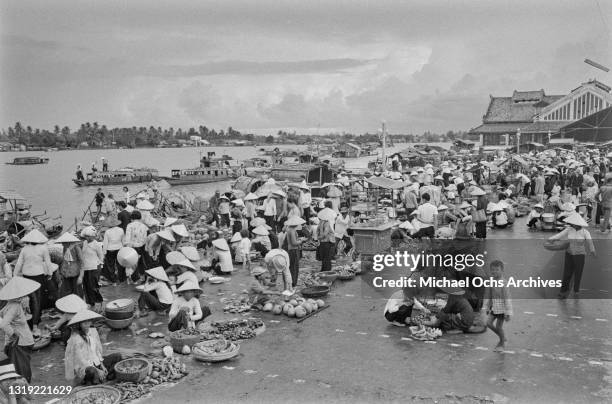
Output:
[470, 79, 612, 147]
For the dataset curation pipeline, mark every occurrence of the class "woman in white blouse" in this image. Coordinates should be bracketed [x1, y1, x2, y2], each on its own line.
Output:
[548, 213, 596, 299]
[79, 227, 104, 310]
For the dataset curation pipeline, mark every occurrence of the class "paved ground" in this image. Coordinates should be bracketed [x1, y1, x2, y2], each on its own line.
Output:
[31, 216, 612, 404]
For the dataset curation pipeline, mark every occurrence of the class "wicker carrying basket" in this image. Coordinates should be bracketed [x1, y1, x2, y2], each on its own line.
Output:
[543, 240, 569, 251]
[114, 358, 151, 383]
[169, 331, 201, 353]
[60, 386, 121, 404]
[105, 315, 134, 330]
[193, 340, 240, 362]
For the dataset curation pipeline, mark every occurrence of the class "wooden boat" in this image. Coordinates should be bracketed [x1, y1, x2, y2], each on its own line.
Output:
[5, 156, 49, 165]
[0, 190, 31, 232]
[73, 167, 160, 186]
[163, 153, 237, 186]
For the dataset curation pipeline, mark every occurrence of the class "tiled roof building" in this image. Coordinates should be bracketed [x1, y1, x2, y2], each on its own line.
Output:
[470, 80, 612, 146]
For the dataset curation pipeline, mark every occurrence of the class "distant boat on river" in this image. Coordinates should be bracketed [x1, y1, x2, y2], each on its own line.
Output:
[5, 156, 49, 165]
[73, 167, 160, 186]
[162, 152, 237, 186]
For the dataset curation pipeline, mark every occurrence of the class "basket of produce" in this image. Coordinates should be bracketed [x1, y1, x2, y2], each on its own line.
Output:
[32, 336, 51, 351]
[193, 339, 240, 362]
[300, 286, 330, 298]
[169, 328, 201, 352]
[202, 318, 265, 341]
[105, 315, 134, 330]
[335, 266, 356, 281]
[114, 358, 151, 383]
[316, 271, 338, 284]
[60, 385, 121, 404]
[104, 298, 135, 320]
[543, 240, 569, 251]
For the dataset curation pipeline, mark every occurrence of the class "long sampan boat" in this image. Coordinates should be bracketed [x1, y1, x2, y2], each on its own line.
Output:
[73, 167, 160, 186]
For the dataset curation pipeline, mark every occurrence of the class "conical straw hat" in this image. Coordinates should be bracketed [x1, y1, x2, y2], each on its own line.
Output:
[21, 229, 48, 244]
[68, 309, 103, 326]
[145, 266, 170, 282]
[55, 294, 87, 313]
[0, 277, 41, 300]
[54, 232, 80, 243]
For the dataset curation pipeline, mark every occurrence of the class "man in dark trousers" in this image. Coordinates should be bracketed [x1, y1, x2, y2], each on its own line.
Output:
[117, 201, 132, 231]
[94, 188, 105, 217]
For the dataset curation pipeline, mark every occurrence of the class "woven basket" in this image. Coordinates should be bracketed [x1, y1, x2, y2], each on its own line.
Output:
[105, 315, 134, 330]
[316, 271, 338, 283]
[60, 386, 121, 404]
[105, 298, 135, 313]
[336, 273, 355, 281]
[193, 340, 240, 362]
[169, 331, 201, 353]
[32, 336, 51, 351]
[114, 358, 151, 383]
[543, 240, 569, 251]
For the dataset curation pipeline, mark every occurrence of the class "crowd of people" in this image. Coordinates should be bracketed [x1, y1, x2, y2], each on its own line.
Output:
[0, 145, 610, 393]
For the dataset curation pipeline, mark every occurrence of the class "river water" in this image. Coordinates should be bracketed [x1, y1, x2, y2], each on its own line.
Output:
[0, 144, 413, 227]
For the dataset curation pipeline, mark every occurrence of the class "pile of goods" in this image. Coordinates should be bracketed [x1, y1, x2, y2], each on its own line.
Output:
[297, 272, 324, 288]
[222, 296, 252, 313]
[193, 339, 240, 362]
[334, 265, 357, 280]
[409, 325, 442, 341]
[200, 318, 265, 341]
[515, 197, 532, 216]
[168, 328, 201, 353]
[301, 240, 319, 251]
[61, 386, 121, 404]
[262, 298, 325, 319]
[114, 357, 187, 402]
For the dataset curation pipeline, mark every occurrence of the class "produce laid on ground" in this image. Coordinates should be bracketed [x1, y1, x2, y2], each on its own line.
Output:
[61, 386, 120, 404]
[193, 338, 240, 362]
[334, 265, 356, 280]
[296, 272, 325, 288]
[114, 356, 188, 402]
[261, 297, 326, 319]
[409, 325, 443, 341]
[200, 318, 265, 341]
[222, 295, 252, 313]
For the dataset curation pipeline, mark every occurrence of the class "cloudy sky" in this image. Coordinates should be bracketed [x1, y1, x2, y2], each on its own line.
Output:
[1, 0, 610, 134]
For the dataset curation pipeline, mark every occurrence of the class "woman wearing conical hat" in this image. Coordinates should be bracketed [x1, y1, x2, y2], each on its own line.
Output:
[64, 310, 122, 385]
[12, 229, 52, 338]
[0, 277, 40, 381]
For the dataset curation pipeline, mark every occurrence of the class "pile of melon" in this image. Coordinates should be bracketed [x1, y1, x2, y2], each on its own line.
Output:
[261, 297, 325, 319]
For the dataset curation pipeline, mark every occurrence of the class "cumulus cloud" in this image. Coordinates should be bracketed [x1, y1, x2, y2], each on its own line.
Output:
[1, 0, 611, 133]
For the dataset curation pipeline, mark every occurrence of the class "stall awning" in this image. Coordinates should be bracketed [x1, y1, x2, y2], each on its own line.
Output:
[365, 177, 406, 189]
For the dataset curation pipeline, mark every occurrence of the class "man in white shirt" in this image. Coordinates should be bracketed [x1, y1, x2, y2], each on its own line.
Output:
[102, 218, 125, 284]
[123, 211, 149, 282]
[299, 186, 312, 220]
[411, 193, 438, 239]
[263, 195, 277, 228]
[334, 207, 353, 255]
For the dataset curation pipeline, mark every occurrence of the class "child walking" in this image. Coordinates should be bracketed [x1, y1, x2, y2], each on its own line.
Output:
[483, 260, 512, 351]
